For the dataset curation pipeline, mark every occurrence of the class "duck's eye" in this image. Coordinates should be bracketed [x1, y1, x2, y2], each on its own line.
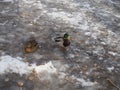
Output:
[34, 43, 38, 46]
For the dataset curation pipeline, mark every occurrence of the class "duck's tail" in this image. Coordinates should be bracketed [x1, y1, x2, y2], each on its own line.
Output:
[54, 37, 63, 42]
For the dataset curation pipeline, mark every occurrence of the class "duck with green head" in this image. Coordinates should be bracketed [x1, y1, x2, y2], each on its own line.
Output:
[55, 33, 71, 48]
[63, 33, 71, 47]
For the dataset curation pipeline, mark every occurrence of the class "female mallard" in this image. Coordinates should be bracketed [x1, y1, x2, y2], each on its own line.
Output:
[55, 33, 71, 48]
[24, 39, 39, 53]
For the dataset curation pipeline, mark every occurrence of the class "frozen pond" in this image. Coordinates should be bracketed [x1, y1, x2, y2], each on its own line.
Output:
[0, 0, 120, 90]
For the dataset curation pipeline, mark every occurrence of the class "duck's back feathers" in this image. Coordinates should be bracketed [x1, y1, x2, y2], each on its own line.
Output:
[63, 39, 70, 47]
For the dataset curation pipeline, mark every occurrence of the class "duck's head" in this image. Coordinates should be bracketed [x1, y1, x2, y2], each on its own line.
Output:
[63, 33, 69, 39]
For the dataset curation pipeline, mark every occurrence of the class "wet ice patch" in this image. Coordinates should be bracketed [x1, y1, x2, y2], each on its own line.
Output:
[69, 53, 75, 58]
[3, 0, 13, 3]
[108, 51, 117, 56]
[47, 12, 83, 26]
[108, 0, 120, 5]
[71, 76, 97, 87]
[107, 66, 114, 72]
[19, 0, 89, 30]
[41, 0, 79, 8]
[21, 0, 35, 4]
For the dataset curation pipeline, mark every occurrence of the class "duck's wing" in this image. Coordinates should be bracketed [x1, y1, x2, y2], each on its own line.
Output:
[32, 40, 38, 46]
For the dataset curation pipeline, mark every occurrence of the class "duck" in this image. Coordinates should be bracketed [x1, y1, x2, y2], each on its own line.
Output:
[24, 39, 39, 53]
[63, 33, 71, 47]
[55, 33, 71, 48]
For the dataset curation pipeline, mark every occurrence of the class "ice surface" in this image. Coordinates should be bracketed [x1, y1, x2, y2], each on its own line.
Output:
[0, 0, 120, 89]
[3, 0, 13, 2]
[107, 66, 114, 72]
[71, 76, 97, 87]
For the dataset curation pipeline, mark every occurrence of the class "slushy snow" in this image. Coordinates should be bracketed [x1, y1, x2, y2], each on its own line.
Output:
[0, 55, 97, 87]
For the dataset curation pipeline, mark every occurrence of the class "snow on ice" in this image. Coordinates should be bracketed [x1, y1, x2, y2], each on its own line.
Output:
[0, 55, 97, 87]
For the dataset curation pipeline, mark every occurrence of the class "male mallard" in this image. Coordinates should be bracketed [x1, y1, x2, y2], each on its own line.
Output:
[63, 33, 71, 47]
[55, 33, 71, 48]
[24, 39, 39, 53]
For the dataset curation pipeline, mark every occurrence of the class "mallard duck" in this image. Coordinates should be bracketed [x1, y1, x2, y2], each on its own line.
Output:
[24, 39, 39, 53]
[63, 33, 71, 47]
[55, 33, 71, 48]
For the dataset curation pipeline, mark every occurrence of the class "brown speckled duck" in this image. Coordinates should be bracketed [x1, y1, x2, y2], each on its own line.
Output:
[24, 39, 39, 53]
